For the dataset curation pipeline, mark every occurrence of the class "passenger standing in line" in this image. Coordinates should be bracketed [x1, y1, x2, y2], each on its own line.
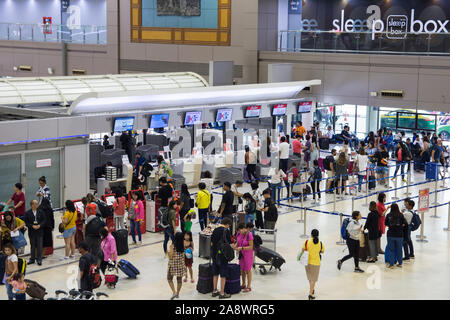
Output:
[262, 189, 278, 230]
[402, 199, 416, 260]
[218, 182, 234, 230]
[112, 190, 126, 230]
[309, 160, 322, 202]
[163, 200, 178, 257]
[242, 193, 256, 226]
[78, 241, 96, 293]
[364, 201, 380, 263]
[250, 182, 264, 229]
[99, 228, 117, 272]
[385, 203, 408, 269]
[1, 211, 25, 252]
[303, 135, 312, 170]
[310, 137, 320, 169]
[284, 162, 299, 201]
[85, 193, 97, 218]
[211, 217, 232, 300]
[232, 181, 244, 215]
[335, 152, 349, 195]
[233, 223, 254, 293]
[199, 171, 214, 212]
[268, 167, 286, 205]
[130, 192, 144, 246]
[279, 136, 290, 174]
[36, 176, 51, 207]
[292, 135, 302, 158]
[61, 200, 77, 261]
[5, 183, 26, 218]
[245, 145, 258, 182]
[24, 200, 46, 266]
[337, 211, 364, 273]
[355, 148, 369, 193]
[377, 193, 390, 254]
[4, 243, 19, 300]
[179, 184, 192, 233]
[196, 182, 211, 231]
[39, 198, 54, 258]
[300, 229, 324, 300]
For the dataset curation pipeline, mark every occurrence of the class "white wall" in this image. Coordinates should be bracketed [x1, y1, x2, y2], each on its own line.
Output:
[64, 144, 89, 201]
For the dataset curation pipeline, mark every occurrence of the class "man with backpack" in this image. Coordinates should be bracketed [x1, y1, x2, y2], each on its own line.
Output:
[392, 138, 411, 182]
[158, 177, 173, 208]
[402, 199, 420, 260]
[210, 217, 233, 300]
[261, 189, 278, 230]
[324, 149, 337, 193]
[78, 241, 100, 293]
[83, 214, 107, 263]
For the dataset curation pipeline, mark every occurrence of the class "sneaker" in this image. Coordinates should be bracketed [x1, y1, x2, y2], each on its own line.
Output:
[387, 265, 395, 269]
[219, 293, 231, 299]
[396, 264, 402, 268]
[59, 257, 69, 261]
[170, 294, 177, 300]
[337, 260, 342, 270]
[354, 268, 364, 273]
[211, 291, 220, 298]
[28, 260, 35, 265]
[69, 255, 75, 259]
[402, 179, 407, 183]
[410, 255, 415, 259]
[403, 257, 410, 262]
[37, 261, 42, 266]
[137, 241, 142, 246]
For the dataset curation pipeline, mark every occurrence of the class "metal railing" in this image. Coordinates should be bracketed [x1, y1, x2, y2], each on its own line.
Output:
[0, 23, 107, 45]
[278, 30, 450, 56]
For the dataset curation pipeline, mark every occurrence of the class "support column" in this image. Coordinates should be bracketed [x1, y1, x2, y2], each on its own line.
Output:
[209, 61, 234, 86]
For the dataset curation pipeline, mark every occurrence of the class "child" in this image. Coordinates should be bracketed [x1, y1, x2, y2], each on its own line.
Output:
[9, 273, 26, 300]
[4, 243, 19, 300]
[184, 209, 195, 233]
[183, 232, 194, 283]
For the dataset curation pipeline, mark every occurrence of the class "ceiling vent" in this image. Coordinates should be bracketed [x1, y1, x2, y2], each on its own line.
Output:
[380, 90, 404, 98]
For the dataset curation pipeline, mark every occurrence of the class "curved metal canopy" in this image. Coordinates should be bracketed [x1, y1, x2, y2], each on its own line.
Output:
[68, 80, 321, 115]
[0, 72, 208, 106]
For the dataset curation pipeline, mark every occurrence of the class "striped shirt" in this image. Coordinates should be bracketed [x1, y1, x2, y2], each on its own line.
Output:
[37, 185, 52, 207]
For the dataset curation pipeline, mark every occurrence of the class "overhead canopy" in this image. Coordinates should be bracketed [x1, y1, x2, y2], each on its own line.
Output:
[0, 72, 208, 106]
[68, 80, 322, 115]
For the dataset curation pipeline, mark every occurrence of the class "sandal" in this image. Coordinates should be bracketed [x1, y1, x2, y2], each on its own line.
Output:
[243, 288, 252, 293]
[191, 279, 195, 283]
[241, 285, 247, 290]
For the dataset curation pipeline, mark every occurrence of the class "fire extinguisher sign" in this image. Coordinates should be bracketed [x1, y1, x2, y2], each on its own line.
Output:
[43, 17, 52, 34]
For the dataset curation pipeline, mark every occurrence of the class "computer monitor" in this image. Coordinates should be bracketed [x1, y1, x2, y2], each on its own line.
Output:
[113, 117, 134, 132]
[105, 195, 115, 206]
[272, 104, 287, 116]
[150, 114, 170, 129]
[184, 111, 202, 126]
[216, 109, 233, 122]
[298, 101, 312, 113]
[74, 201, 84, 214]
[245, 105, 261, 118]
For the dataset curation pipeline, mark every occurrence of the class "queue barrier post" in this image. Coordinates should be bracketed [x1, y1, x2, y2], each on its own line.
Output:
[362, 168, 369, 207]
[431, 179, 440, 219]
[336, 213, 346, 245]
[405, 160, 412, 196]
[392, 175, 399, 200]
[339, 175, 344, 200]
[300, 207, 309, 239]
[416, 210, 428, 243]
[297, 184, 304, 223]
[444, 201, 450, 232]
[441, 165, 446, 188]
[351, 196, 355, 213]
[333, 178, 337, 213]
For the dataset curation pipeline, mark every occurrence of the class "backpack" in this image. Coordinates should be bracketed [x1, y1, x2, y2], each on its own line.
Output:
[410, 212, 422, 231]
[341, 218, 350, 240]
[218, 228, 235, 262]
[157, 207, 170, 229]
[96, 200, 113, 218]
[24, 279, 47, 300]
[88, 263, 102, 289]
[267, 202, 278, 222]
[141, 161, 153, 177]
[323, 155, 333, 171]
[86, 217, 106, 236]
[313, 167, 322, 180]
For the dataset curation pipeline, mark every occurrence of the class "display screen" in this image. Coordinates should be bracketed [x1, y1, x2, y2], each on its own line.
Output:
[298, 101, 312, 113]
[114, 117, 134, 132]
[105, 196, 115, 206]
[184, 111, 202, 126]
[245, 105, 261, 118]
[216, 109, 233, 122]
[272, 104, 287, 116]
[74, 201, 84, 213]
[150, 114, 170, 128]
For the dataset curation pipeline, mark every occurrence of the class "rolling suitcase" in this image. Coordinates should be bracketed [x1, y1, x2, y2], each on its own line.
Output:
[112, 229, 129, 256]
[224, 263, 241, 295]
[197, 263, 214, 294]
[255, 246, 286, 270]
[319, 138, 329, 150]
[24, 279, 47, 300]
[426, 162, 439, 180]
[118, 259, 140, 278]
[359, 233, 369, 262]
[369, 175, 376, 190]
[0, 254, 6, 285]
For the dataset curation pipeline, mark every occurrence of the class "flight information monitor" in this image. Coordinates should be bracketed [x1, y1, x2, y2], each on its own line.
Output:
[150, 114, 170, 128]
[245, 105, 262, 118]
[298, 101, 312, 113]
[184, 111, 202, 125]
[272, 104, 287, 116]
[113, 117, 134, 132]
[216, 109, 233, 122]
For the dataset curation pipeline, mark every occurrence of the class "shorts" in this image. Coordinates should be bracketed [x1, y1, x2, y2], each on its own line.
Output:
[212, 255, 228, 277]
[185, 257, 193, 268]
[326, 170, 333, 178]
[376, 166, 389, 174]
[63, 226, 76, 239]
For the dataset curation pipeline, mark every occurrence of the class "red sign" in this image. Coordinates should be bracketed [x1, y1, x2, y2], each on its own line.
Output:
[298, 101, 313, 113]
[43, 17, 52, 34]
[418, 188, 430, 213]
[272, 104, 287, 116]
[245, 105, 261, 118]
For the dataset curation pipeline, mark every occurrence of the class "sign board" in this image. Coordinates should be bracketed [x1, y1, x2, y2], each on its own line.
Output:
[36, 159, 52, 168]
[121, 155, 130, 165]
[418, 188, 430, 213]
[43, 17, 52, 34]
[288, 0, 302, 14]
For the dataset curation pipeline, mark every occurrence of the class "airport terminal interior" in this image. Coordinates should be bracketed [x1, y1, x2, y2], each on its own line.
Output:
[0, 0, 450, 301]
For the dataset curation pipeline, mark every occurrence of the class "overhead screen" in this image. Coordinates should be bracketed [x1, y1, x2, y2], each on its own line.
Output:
[216, 109, 233, 122]
[113, 117, 134, 132]
[298, 101, 312, 113]
[150, 114, 170, 128]
[245, 105, 261, 118]
[184, 111, 202, 126]
[272, 104, 287, 116]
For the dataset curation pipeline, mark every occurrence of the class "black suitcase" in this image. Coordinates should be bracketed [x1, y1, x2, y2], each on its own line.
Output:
[369, 175, 376, 190]
[319, 138, 330, 150]
[224, 263, 241, 295]
[112, 229, 129, 256]
[256, 246, 286, 270]
[197, 263, 214, 294]
[0, 254, 6, 286]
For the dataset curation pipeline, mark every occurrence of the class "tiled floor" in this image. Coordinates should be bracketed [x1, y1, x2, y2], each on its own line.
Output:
[2, 169, 450, 300]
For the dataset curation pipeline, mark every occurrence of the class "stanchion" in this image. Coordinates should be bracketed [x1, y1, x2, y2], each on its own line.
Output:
[444, 201, 450, 232]
[362, 169, 369, 207]
[297, 185, 304, 223]
[432, 178, 440, 207]
[336, 213, 346, 245]
[300, 208, 309, 239]
[333, 180, 337, 213]
[392, 176, 399, 200]
[339, 176, 344, 200]
[416, 211, 428, 243]
[351, 196, 355, 213]
[441, 166, 446, 188]
[404, 161, 412, 196]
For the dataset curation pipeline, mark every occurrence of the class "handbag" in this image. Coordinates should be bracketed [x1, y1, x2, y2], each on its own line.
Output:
[11, 231, 27, 250]
[59, 211, 75, 234]
[298, 241, 309, 266]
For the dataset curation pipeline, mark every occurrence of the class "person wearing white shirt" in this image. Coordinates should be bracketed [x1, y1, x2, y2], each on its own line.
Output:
[355, 149, 369, 192]
[278, 136, 290, 174]
[268, 167, 286, 205]
[337, 211, 365, 273]
[326, 126, 334, 139]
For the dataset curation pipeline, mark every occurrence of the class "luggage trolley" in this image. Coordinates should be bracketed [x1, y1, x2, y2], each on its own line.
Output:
[253, 228, 279, 275]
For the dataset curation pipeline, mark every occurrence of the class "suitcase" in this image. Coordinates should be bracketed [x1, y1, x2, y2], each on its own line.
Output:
[112, 229, 129, 256]
[319, 138, 330, 150]
[104, 263, 119, 287]
[359, 234, 369, 262]
[197, 263, 214, 294]
[24, 279, 47, 300]
[369, 175, 376, 190]
[43, 247, 53, 256]
[118, 259, 140, 278]
[0, 254, 6, 285]
[224, 263, 241, 295]
[255, 246, 286, 270]
[426, 162, 439, 180]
